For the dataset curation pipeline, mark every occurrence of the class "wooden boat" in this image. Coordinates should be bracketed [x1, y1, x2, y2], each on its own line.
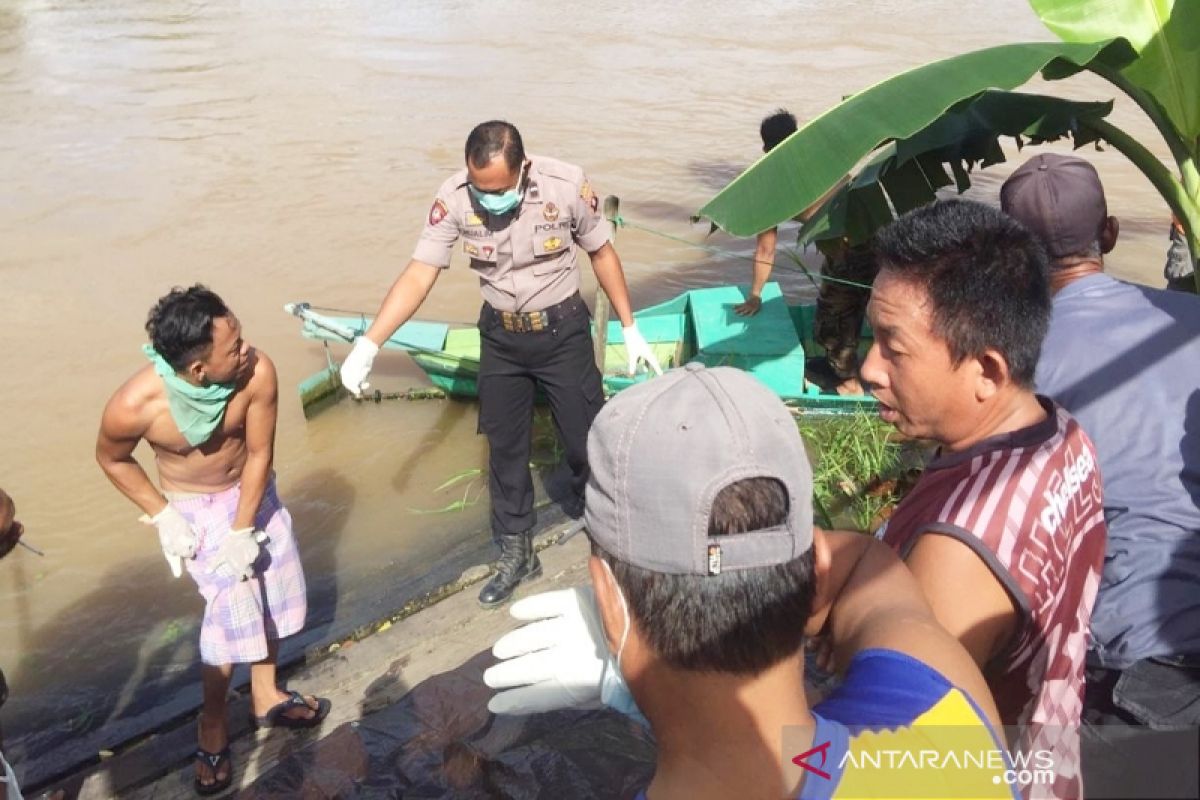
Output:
[285, 283, 876, 415]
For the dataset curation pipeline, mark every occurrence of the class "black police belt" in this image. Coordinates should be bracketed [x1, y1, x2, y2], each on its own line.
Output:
[486, 293, 587, 333]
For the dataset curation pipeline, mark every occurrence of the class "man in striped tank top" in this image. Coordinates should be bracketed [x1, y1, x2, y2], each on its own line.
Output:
[862, 200, 1107, 799]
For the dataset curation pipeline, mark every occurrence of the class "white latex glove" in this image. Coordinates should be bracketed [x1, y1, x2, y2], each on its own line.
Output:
[206, 527, 268, 582]
[623, 323, 663, 377]
[139, 503, 198, 579]
[483, 586, 609, 714]
[339, 336, 380, 398]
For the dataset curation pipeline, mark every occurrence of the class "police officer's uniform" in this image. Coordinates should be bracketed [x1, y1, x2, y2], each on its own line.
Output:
[412, 155, 609, 602]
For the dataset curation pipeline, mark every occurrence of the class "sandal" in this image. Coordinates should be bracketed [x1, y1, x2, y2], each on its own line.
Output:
[251, 689, 331, 729]
[193, 746, 233, 796]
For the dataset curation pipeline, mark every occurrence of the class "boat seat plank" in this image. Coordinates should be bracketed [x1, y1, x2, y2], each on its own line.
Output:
[689, 283, 798, 356]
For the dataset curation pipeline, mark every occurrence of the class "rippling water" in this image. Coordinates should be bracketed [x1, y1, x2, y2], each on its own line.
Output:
[0, 0, 1176, 778]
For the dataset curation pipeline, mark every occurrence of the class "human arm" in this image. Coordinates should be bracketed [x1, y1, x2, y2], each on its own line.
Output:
[735, 227, 777, 316]
[812, 530, 1004, 731]
[362, 260, 442, 347]
[902, 532, 1019, 669]
[231, 351, 277, 531]
[587, 243, 634, 327]
[589, 243, 662, 375]
[96, 383, 195, 575]
[95, 387, 169, 517]
[341, 260, 442, 395]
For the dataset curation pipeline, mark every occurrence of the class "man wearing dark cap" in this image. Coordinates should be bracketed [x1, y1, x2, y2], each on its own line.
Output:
[1002, 155, 1200, 737]
[486, 365, 1016, 799]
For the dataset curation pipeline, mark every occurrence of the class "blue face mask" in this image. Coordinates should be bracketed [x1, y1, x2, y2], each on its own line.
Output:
[470, 162, 526, 216]
[598, 560, 650, 728]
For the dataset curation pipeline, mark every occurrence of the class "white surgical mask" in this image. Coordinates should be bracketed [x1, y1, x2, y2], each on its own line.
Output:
[598, 560, 649, 726]
[469, 161, 526, 215]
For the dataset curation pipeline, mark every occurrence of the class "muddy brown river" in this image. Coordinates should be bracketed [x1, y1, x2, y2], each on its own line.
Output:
[0, 0, 1175, 781]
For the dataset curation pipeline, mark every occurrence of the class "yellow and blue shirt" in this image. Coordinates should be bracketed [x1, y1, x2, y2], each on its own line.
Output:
[637, 649, 1017, 800]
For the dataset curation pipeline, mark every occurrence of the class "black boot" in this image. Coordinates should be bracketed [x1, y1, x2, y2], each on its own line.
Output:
[478, 530, 542, 608]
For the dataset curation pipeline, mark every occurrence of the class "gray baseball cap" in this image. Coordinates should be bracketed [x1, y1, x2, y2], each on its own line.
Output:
[1000, 153, 1108, 259]
[584, 363, 814, 576]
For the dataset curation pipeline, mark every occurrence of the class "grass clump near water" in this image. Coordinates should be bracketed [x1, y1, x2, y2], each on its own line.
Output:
[797, 411, 922, 534]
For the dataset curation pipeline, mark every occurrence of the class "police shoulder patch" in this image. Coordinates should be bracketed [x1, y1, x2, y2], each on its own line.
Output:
[429, 199, 449, 226]
[579, 180, 599, 214]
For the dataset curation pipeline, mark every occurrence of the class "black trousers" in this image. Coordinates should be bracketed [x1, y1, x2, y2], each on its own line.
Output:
[477, 300, 604, 538]
[1080, 659, 1200, 798]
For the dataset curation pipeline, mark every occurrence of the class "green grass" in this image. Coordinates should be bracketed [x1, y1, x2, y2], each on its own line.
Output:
[417, 410, 564, 514]
[797, 411, 918, 533]
[417, 407, 922, 529]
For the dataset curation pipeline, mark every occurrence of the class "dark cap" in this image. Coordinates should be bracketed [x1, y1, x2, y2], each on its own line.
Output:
[1000, 153, 1108, 259]
[584, 363, 813, 576]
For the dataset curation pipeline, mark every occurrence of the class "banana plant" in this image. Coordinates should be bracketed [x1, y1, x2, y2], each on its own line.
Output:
[698, 0, 1199, 288]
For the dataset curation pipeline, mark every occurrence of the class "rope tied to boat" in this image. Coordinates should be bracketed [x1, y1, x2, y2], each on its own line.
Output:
[608, 213, 875, 292]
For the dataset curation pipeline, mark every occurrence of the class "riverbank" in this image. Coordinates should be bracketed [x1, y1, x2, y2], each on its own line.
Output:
[30, 514, 590, 799]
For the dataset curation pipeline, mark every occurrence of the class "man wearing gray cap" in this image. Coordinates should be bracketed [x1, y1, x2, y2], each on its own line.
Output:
[1001, 154, 1200, 734]
[486, 365, 1014, 799]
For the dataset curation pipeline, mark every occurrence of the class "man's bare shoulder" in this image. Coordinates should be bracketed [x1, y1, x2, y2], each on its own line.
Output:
[242, 349, 278, 399]
[108, 365, 164, 415]
[100, 365, 164, 438]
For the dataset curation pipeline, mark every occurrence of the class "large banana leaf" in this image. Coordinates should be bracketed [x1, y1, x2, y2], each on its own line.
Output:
[797, 90, 1115, 247]
[698, 39, 1134, 237]
[1032, 0, 1199, 146]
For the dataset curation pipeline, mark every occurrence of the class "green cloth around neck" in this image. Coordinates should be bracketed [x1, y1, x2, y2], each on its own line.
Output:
[143, 344, 237, 446]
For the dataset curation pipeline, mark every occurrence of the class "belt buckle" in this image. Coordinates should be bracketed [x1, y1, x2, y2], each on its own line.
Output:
[499, 309, 547, 333]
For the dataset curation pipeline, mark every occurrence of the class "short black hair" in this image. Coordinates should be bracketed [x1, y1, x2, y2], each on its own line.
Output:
[874, 200, 1051, 388]
[760, 109, 797, 151]
[465, 120, 525, 172]
[145, 285, 231, 371]
[592, 477, 817, 675]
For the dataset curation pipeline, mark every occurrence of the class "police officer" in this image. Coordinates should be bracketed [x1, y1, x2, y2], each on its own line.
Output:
[341, 120, 662, 607]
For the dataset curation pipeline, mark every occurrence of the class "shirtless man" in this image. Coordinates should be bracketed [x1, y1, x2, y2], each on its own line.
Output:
[96, 286, 329, 796]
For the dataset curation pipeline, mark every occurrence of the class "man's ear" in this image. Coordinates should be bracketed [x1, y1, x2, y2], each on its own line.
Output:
[803, 527, 835, 637]
[1100, 215, 1119, 254]
[184, 357, 206, 384]
[588, 555, 624, 654]
[974, 349, 1009, 401]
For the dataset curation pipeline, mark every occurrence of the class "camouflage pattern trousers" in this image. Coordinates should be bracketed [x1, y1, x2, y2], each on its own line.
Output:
[815, 244, 878, 379]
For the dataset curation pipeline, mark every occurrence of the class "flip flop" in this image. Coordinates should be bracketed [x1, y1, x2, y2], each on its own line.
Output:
[251, 689, 331, 729]
[193, 746, 232, 796]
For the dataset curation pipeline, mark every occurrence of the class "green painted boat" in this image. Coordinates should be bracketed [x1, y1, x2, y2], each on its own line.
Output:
[285, 282, 876, 414]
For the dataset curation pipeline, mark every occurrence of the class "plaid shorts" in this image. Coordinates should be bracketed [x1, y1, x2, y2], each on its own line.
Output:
[169, 477, 307, 666]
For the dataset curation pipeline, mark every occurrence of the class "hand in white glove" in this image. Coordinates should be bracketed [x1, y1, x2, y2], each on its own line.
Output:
[483, 586, 609, 714]
[139, 503, 198, 579]
[206, 527, 268, 582]
[339, 336, 380, 398]
[623, 323, 663, 377]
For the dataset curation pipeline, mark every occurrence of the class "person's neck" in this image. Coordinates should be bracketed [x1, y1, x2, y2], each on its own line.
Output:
[642, 654, 813, 800]
[1049, 258, 1103, 294]
[941, 390, 1046, 455]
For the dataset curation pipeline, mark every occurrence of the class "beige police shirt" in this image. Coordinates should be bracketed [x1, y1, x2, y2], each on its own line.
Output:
[411, 154, 612, 312]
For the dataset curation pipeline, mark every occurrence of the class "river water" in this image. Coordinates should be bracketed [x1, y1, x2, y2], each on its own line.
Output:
[0, 0, 1176, 779]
